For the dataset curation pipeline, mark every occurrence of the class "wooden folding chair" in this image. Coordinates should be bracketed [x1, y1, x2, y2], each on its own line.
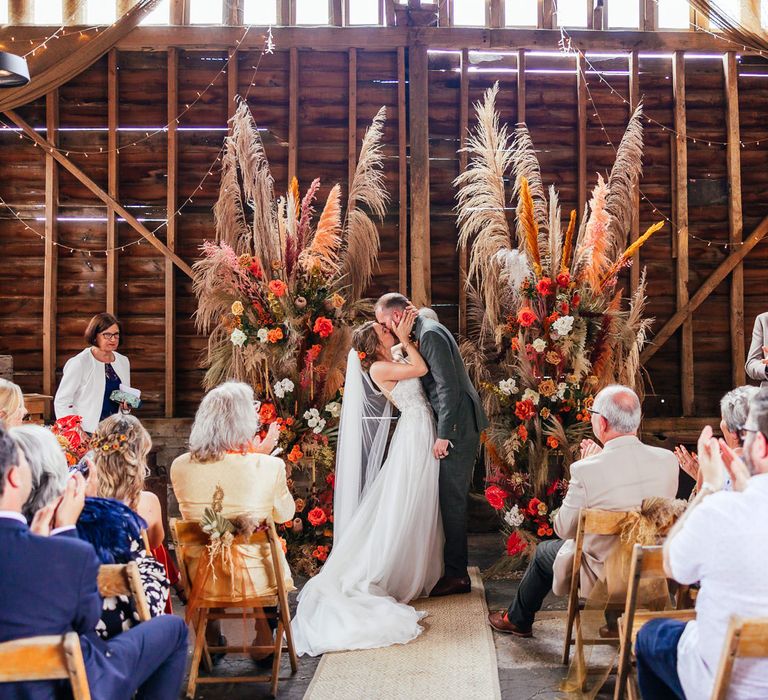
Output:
[562, 509, 634, 667]
[711, 617, 768, 700]
[171, 518, 298, 699]
[97, 561, 151, 622]
[614, 545, 696, 700]
[0, 631, 90, 699]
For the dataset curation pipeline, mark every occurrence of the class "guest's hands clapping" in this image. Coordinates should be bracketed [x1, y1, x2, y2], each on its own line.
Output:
[394, 307, 417, 346]
[580, 438, 602, 459]
[30, 501, 58, 537]
[54, 472, 87, 529]
[696, 425, 725, 492]
[719, 439, 751, 492]
[675, 445, 700, 487]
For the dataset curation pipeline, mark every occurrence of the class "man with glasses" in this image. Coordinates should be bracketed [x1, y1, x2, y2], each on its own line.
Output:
[635, 388, 768, 700]
[489, 384, 679, 637]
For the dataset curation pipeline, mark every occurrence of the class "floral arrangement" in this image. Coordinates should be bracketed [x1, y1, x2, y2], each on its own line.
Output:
[194, 99, 388, 577]
[50, 415, 90, 466]
[455, 84, 659, 564]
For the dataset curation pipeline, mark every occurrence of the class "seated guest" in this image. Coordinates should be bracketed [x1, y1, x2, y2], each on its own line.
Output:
[171, 381, 294, 656]
[0, 425, 188, 700]
[675, 385, 759, 492]
[636, 388, 768, 700]
[79, 415, 169, 638]
[9, 425, 69, 523]
[746, 311, 768, 387]
[489, 384, 679, 637]
[0, 379, 26, 428]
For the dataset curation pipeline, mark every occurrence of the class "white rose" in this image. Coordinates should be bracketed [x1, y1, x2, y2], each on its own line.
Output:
[552, 315, 575, 337]
[230, 328, 247, 347]
[556, 382, 568, 400]
[498, 378, 518, 396]
[281, 379, 295, 394]
[522, 388, 540, 406]
[504, 505, 525, 528]
[256, 328, 269, 343]
[312, 418, 326, 434]
[273, 382, 285, 399]
[325, 401, 341, 418]
[532, 338, 547, 353]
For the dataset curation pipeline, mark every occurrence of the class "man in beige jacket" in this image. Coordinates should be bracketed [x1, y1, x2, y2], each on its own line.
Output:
[489, 384, 679, 637]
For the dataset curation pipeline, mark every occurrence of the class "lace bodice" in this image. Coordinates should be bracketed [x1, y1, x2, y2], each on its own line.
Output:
[388, 377, 431, 413]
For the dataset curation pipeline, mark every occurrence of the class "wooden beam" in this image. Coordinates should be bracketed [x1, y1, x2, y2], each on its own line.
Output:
[288, 47, 299, 185]
[63, 0, 86, 24]
[517, 49, 526, 124]
[43, 91, 58, 410]
[438, 0, 451, 27]
[577, 52, 587, 221]
[385, 0, 396, 26]
[165, 48, 178, 417]
[489, 0, 503, 28]
[278, 0, 292, 25]
[4, 110, 194, 278]
[348, 48, 357, 190]
[628, 49, 641, 292]
[107, 49, 119, 316]
[8, 0, 31, 23]
[641, 215, 768, 365]
[225, 0, 244, 25]
[458, 47, 469, 337]
[227, 48, 239, 119]
[672, 51, 694, 414]
[724, 50, 745, 388]
[409, 42, 431, 306]
[539, 0, 555, 29]
[397, 45, 407, 296]
[330, 0, 344, 26]
[170, 0, 187, 25]
[642, 0, 657, 31]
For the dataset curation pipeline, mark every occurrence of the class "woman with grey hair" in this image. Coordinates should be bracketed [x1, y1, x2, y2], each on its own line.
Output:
[10, 424, 69, 522]
[170, 380, 295, 662]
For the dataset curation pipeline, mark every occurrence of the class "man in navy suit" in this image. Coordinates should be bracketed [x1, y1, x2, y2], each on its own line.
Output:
[0, 424, 188, 700]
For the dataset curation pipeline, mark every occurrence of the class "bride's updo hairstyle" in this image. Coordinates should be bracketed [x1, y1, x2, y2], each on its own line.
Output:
[351, 321, 380, 372]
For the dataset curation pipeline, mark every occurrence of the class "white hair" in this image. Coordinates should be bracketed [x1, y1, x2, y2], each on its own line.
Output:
[419, 307, 439, 322]
[720, 385, 759, 435]
[10, 425, 69, 521]
[592, 384, 641, 434]
[189, 381, 260, 463]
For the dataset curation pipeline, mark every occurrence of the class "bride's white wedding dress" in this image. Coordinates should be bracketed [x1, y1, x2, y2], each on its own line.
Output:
[292, 375, 444, 656]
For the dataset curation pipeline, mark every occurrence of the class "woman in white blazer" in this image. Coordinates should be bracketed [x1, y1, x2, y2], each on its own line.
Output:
[54, 313, 131, 433]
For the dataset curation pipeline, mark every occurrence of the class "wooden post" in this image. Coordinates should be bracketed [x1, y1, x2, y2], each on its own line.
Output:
[488, 0, 503, 28]
[348, 48, 357, 190]
[63, 0, 86, 24]
[409, 43, 431, 307]
[458, 48, 469, 337]
[330, 0, 344, 26]
[397, 45, 408, 295]
[278, 0, 292, 25]
[225, 0, 243, 25]
[227, 48, 239, 120]
[107, 49, 119, 316]
[165, 48, 178, 418]
[170, 0, 188, 25]
[8, 0, 31, 23]
[724, 51, 745, 387]
[539, 0, 555, 29]
[641, 0, 656, 31]
[628, 49, 640, 292]
[43, 91, 59, 411]
[672, 51, 694, 415]
[577, 52, 587, 220]
[288, 47, 299, 185]
[517, 49, 526, 124]
[439, 0, 452, 26]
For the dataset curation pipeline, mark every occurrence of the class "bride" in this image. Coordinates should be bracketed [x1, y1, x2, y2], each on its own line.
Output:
[292, 308, 444, 656]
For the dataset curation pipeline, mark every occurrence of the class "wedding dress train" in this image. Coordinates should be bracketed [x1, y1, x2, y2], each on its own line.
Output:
[292, 376, 444, 656]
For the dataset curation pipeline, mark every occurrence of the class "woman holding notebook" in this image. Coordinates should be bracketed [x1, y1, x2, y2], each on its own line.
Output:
[54, 312, 133, 433]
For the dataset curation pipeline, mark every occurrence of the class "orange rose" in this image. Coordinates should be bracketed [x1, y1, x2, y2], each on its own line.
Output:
[536, 277, 556, 296]
[313, 316, 334, 338]
[295, 498, 306, 513]
[283, 519, 294, 528]
[515, 400, 536, 421]
[539, 379, 557, 397]
[267, 327, 284, 343]
[556, 272, 570, 288]
[312, 545, 329, 562]
[307, 507, 327, 527]
[259, 402, 277, 424]
[546, 436, 559, 449]
[268, 279, 288, 297]
[288, 444, 303, 464]
[517, 308, 537, 327]
[518, 425, 529, 442]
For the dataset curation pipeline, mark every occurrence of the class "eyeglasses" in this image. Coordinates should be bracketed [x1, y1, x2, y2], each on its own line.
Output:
[586, 408, 601, 416]
[253, 400, 262, 411]
[100, 332, 121, 340]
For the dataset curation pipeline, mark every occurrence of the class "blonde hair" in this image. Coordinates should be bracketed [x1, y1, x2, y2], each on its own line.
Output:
[0, 379, 23, 424]
[91, 414, 151, 510]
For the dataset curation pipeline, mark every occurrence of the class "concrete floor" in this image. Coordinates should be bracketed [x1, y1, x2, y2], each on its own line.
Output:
[180, 532, 615, 699]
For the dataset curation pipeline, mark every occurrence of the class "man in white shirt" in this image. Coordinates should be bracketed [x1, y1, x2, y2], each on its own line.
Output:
[489, 385, 678, 636]
[635, 388, 768, 700]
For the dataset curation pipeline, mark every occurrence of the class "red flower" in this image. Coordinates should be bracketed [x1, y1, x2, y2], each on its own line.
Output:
[537, 525, 553, 537]
[515, 400, 536, 421]
[572, 292, 581, 308]
[313, 316, 334, 338]
[307, 507, 328, 527]
[312, 545, 329, 562]
[517, 308, 537, 328]
[536, 277, 556, 296]
[249, 260, 263, 279]
[268, 279, 288, 297]
[546, 436, 559, 449]
[559, 302, 570, 315]
[517, 425, 529, 442]
[546, 479, 561, 496]
[259, 403, 277, 424]
[527, 497, 543, 517]
[326, 472, 335, 489]
[484, 485, 509, 510]
[306, 344, 322, 363]
[287, 444, 303, 464]
[506, 532, 528, 557]
[556, 272, 571, 288]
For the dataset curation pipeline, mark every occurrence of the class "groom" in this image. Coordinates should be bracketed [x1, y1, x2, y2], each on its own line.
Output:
[375, 293, 489, 596]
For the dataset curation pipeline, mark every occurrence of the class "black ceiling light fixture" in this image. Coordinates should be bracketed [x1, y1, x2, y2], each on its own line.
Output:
[0, 51, 30, 88]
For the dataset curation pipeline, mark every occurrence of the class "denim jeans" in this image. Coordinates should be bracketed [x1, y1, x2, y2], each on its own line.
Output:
[635, 617, 688, 700]
[506, 538, 565, 629]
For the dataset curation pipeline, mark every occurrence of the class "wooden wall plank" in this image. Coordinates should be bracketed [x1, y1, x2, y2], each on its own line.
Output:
[225, 0, 244, 25]
[672, 51, 694, 414]
[43, 91, 58, 410]
[577, 52, 587, 222]
[517, 49, 526, 124]
[628, 49, 640, 293]
[330, 0, 344, 26]
[724, 50, 745, 388]
[458, 47, 469, 337]
[227, 48, 239, 118]
[409, 43, 431, 306]
[107, 49, 119, 316]
[165, 48, 178, 417]
[348, 48, 357, 191]
[397, 45, 407, 295]
[288, 47, 299, 184]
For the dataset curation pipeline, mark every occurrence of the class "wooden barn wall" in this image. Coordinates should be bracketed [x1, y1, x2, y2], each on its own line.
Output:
[0, 43, 766, 420]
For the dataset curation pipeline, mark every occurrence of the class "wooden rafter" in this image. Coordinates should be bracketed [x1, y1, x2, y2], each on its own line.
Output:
[3, 110, 194, 279]
[43, 91, 58, 412]
[107, 49, 119, 316]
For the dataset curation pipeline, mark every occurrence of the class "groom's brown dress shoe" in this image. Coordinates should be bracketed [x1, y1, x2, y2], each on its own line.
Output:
[429, 575, 471, 597]
[487, 611, 533, 637]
